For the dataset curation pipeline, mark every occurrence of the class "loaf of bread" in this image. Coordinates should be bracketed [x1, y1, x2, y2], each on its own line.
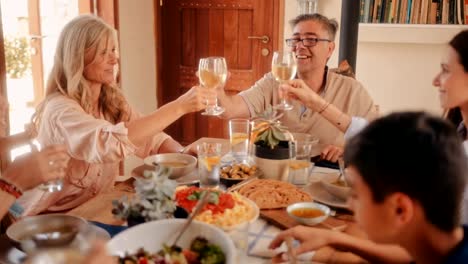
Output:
[237, 179, 312, 209]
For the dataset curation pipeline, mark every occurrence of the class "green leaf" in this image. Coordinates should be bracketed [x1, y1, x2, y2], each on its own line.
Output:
[187, 191, 201, 201]
[207, 192, 219, 205]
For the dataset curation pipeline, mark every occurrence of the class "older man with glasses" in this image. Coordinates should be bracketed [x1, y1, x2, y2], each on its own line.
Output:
[214, 13, 378, 162]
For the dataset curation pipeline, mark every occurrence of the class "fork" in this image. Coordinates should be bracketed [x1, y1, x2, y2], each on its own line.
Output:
[171, 190, 211, 247]
[337, 158, 348, 186]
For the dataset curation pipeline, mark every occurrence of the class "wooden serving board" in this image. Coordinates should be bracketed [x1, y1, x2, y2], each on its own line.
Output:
[260, 208, 354, 231]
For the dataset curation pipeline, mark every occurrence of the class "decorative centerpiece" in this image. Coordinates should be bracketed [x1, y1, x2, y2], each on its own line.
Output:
[252, 107, 292, 150]
[112, 167, 185, 227]
[251, 107, 294, 181]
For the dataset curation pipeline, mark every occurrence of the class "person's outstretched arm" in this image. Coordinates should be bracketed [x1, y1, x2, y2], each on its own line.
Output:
[270, 226, 413, 264]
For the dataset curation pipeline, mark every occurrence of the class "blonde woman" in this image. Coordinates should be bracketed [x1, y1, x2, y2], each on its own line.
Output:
[18, 15, 215, 215]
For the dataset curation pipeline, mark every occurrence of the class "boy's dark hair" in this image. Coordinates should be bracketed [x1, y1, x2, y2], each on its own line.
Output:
[289, 13, 339, 41]
[344, 112, 467, 232]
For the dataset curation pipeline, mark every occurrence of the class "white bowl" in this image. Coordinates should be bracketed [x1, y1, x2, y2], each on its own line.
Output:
[320, 173, 351, 201]
[287, 202, 330, 226]
[6, 214, 89, 249]
[107, 219, 235, 263]
[144, 153, 197, 179]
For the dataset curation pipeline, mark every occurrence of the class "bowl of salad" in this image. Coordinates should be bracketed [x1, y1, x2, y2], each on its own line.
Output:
[107, 218, 235, 264]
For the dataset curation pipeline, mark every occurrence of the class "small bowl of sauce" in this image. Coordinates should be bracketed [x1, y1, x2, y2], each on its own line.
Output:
[287, 202, 330, 226]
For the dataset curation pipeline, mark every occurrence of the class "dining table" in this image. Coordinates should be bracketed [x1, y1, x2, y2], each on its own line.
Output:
[0, 138, 369, 264]
[63, 138, 368, 264]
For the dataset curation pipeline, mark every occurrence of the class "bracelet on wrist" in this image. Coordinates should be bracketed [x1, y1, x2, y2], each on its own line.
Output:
[318, 101, 330, 114]
[0, 179, 22, 199]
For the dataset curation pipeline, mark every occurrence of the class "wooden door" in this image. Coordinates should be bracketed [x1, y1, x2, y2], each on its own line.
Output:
[157, 0, 282, 145]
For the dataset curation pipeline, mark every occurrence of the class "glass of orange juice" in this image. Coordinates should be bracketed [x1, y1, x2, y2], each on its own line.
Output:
[197, 142, 222, 188]
[229, 119, 250, 163]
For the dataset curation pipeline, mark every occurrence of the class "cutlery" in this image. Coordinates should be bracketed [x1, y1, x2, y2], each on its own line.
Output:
[171, 190, 211, 247]
[226, 176, 257, 193]
[337, 158, 348, 186]
[319, 222, 348, 232]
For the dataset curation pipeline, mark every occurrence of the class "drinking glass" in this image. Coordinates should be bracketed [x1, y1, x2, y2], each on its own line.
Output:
[227, 222, 250, 262]
[229, 119, 250, 163]
[22, 224, 98, 264]
[288, 138, 314, 186]
[198, 57, 228, 116]
[271, 51, 297, 111]
[30, 139, 64, 192]
[197, 142, 222, 188]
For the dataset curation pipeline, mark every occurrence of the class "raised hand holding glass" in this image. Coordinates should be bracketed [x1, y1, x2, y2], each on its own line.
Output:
[272, 51, 297, 111]
[198, 57, 227, 116]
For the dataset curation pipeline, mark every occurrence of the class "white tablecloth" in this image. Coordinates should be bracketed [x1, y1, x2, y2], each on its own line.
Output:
[244, 166, 339, 263]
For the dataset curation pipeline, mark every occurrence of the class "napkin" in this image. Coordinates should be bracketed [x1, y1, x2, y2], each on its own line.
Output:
[88, 221, 127, 238]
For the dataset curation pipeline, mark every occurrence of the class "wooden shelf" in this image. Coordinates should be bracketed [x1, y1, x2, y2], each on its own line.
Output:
[358, 23, 468, 44]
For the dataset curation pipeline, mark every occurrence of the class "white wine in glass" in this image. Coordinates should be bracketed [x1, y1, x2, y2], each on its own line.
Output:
[271, 51, 297, 111]
[198, 57, 227, 116]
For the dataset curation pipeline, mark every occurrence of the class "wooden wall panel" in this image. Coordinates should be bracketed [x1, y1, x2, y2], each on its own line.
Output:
[237, 10, 252, 70]
[223, 9, 238, 69]
[181, 9, 196, 67]
[159, 0, 282, 144]
[208, 9, 224, 57]
[195, 9, 210, 60]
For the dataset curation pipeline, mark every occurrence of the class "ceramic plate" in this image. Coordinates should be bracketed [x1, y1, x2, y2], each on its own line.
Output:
[88, 224, 111, 241]
[131, 164, 199, 186]
[107, 219, 236, 263]
[305, 181, 349, 209]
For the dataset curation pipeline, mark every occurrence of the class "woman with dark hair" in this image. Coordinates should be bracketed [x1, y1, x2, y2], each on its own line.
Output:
[435, 30, 468, 146]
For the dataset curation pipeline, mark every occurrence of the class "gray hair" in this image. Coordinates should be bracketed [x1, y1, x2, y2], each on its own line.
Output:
[289, 13, 339, 41]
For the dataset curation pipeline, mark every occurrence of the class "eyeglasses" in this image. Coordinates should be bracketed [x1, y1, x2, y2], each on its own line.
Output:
[285, 37, 331, 47]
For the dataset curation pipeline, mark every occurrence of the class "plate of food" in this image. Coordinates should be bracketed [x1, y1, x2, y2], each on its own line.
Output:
[107, 219, 235, 264]
[219, 163, 262, 188]
[175, 186, 259, 231]
[131, 164, 199, 186]
[305, 181, 349, 209]
[236, 178, 312, 209]
[143, 153, 197, 179]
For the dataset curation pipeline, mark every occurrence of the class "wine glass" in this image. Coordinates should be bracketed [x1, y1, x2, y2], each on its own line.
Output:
[198, 57, 227, 116]
[271, 51, 297, 111]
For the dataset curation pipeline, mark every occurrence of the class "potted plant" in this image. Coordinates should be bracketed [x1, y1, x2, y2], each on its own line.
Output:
[112, 167, 187, 227]
[251, 107, 294, 181]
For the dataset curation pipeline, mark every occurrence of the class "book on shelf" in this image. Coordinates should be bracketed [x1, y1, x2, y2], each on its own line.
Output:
[359, 0, 467, 24]
[465, 0, 468, 23]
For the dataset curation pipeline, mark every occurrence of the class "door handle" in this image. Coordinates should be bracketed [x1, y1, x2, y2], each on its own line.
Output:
[29, 35, 47, 42]
[247, 35, 270, 44]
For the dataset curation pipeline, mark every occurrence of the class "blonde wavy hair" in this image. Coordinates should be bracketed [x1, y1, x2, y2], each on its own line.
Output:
[33, 14, 130, 127]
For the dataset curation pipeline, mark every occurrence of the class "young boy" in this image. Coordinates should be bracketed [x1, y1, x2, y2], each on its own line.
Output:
[270, 112, 468, 263]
